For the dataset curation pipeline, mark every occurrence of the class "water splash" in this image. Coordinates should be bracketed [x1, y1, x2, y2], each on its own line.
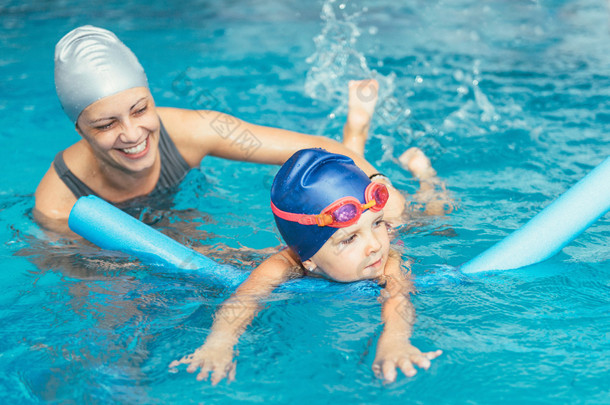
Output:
[444, 60, 501, 135]
[304, 0, 373, 105]
[305, 0, 409, 159]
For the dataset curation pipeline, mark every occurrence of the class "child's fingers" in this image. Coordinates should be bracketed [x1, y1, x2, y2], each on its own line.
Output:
[409, 349, 442, 371]
[410, 354, 431, 370]
[381, 360, 398, 382]
[227, 362, 237, 382]
[195, 362, 214, 381]
[371, 362, 383, 379]
[210, 362, 236, 386]
[195, 369, 209, 381]
[397, 358, 417, 378]
[186, 357, 203, 373]
[425, 349, 443, 360]
[171, 354, 194, 368]
[210, 369, 225, 386]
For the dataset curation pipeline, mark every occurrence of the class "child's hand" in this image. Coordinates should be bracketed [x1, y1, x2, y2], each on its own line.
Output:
[373, 335, 442, 383]
[169, 340, 236, 385]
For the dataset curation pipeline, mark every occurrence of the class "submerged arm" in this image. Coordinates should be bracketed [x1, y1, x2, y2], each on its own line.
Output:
[33, 162, 81, 235]
[373, 251, 442, 382]
[170, 249, 303, 384]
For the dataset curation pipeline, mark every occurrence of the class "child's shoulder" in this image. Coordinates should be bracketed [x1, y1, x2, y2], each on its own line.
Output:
[252, 248, 305, 280]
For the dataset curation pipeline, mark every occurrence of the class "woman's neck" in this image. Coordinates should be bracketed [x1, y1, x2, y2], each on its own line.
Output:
[84, 144, 162, 203]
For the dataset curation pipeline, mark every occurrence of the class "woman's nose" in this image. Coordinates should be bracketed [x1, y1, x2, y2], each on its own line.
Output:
[118, 118, 140, 143]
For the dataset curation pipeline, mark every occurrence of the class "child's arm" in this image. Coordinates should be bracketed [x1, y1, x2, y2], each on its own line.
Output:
[169, 249, 303, 385]
[193, 243, 280, 268]
[373, 251, 442, 382]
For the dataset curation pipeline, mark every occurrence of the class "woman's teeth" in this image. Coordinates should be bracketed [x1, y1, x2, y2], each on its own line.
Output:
[122, 138, 147, 154]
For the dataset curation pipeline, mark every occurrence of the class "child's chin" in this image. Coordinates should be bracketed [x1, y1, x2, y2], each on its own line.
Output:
[360, 266, 383, 280]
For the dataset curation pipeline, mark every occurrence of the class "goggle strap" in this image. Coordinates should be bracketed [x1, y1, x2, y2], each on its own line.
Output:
[270, 201, 302, 222]
[298, 215, 332, 226]
[271, 201, 330, 227]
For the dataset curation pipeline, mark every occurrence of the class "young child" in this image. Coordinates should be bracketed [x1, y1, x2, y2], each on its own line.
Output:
[170, 78, 451, 384]
[170, 148, 444, 384]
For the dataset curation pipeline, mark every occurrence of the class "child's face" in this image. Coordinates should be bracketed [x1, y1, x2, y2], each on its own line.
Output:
[304, 210, 390, 283]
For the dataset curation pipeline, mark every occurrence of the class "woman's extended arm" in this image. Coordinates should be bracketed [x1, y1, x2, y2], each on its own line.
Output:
[159, 107, 406, 224]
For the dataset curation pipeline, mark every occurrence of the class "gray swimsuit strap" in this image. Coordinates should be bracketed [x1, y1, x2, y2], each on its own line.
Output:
[53, 152, 99, 199]
[155, 120, 191, 190]
[53, 120, 191, 200]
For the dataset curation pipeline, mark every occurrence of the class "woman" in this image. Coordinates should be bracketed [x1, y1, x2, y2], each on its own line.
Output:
[34, 25, 404, 233]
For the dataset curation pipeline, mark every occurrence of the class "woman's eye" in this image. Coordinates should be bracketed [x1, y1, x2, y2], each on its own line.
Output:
[95, 121, 115, 130]
[134, 105, 147, 115]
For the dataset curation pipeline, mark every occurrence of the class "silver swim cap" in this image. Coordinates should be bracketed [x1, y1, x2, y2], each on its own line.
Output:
[54, 25, 149, 123]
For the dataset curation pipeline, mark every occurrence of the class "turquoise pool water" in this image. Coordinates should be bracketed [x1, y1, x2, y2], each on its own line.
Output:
[1, 0, 609, 403]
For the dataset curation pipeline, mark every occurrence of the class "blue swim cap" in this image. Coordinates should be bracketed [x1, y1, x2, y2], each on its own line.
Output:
[271, 148, 371, 261]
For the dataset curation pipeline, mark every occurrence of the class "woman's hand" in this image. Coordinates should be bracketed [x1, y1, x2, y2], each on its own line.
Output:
[373, 334, 442, 383]
[169, 339, 237, 385]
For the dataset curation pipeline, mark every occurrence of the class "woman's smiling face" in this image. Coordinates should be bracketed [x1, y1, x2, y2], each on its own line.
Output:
[76, 87, 160, 174]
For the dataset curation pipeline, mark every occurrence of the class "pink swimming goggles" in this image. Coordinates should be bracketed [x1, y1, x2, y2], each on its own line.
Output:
[271, 183, 389, 228]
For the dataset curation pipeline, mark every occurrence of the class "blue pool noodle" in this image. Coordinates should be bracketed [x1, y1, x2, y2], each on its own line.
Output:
[68, 195, 248, 288]
[68, 196, 381, 294]
[69, 157, 609, 282]
[461, 157, 610, 274]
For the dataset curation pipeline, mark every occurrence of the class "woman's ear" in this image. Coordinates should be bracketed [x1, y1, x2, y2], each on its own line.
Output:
[75, 122, 84, 137]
